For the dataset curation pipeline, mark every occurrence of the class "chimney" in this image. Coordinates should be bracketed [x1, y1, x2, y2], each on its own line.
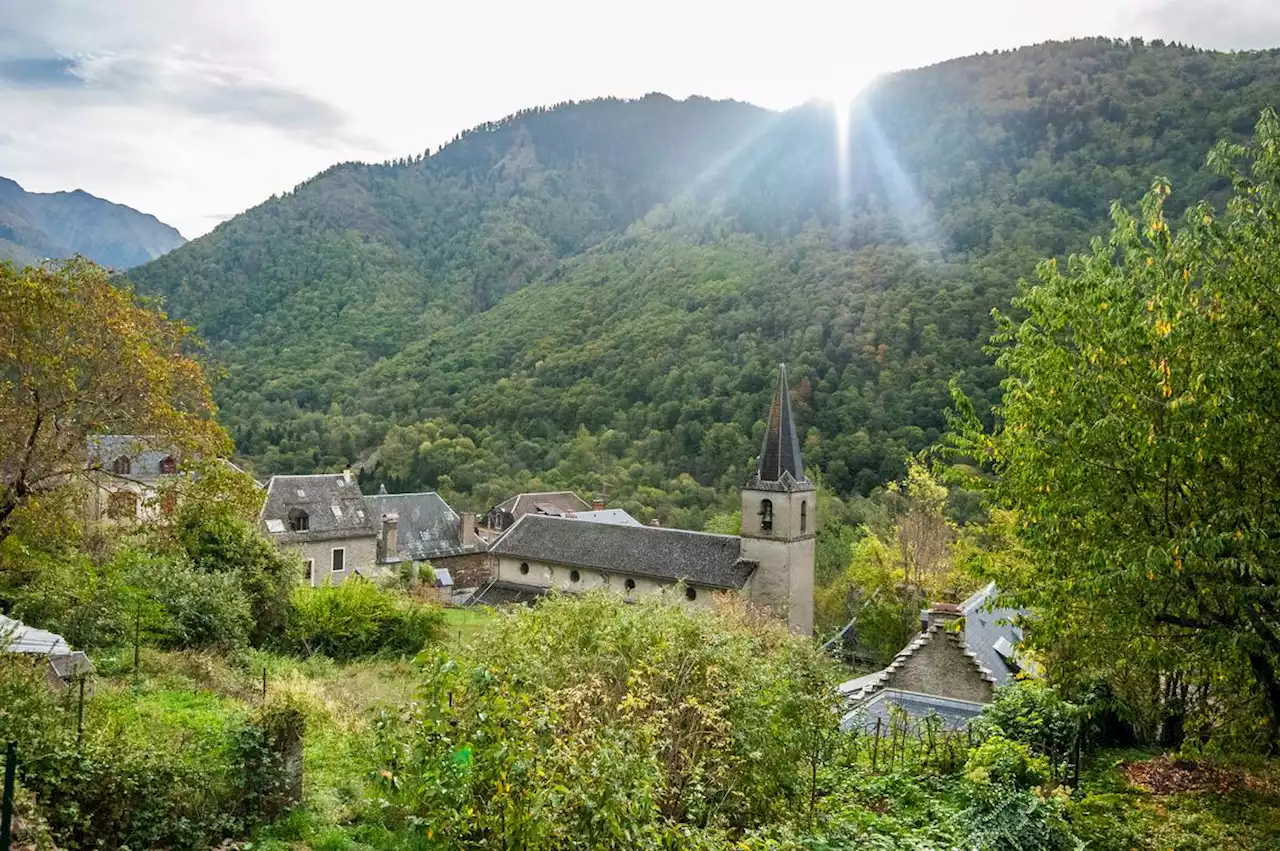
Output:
[592, 495, 605, 511]
[923, 602, 963, 632]
[382, 512, 398, 560]
[460, 511, 476, 547]
[342, 469, 354, 485]
[649, 519, 661, 527]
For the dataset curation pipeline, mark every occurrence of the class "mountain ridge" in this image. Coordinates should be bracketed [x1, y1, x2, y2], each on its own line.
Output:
[128, 37, 1280, 522]
[0, 177, 185, 269]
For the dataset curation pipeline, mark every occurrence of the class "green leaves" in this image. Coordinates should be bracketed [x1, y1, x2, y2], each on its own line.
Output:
[372, 593, 842, 848]
[953, 110, 1280, 747]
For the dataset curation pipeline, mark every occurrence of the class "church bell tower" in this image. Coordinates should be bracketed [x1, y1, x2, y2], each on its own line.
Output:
[740, 364, 815, 635]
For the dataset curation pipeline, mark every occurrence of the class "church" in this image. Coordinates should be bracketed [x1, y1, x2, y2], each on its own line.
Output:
[471, 364, 816, 634]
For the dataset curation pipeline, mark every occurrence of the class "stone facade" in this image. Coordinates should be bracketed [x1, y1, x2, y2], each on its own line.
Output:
[494, 555, 717, 607]
[740, 485, 815, 636]
[433, 551, 496, 588]
[284, 535, 378, 587]
[882, 627, 996, 704]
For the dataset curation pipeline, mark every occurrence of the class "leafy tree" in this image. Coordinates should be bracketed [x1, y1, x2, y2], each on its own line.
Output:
[950, 110, 1280, 746]
[0, 258, 227, 542]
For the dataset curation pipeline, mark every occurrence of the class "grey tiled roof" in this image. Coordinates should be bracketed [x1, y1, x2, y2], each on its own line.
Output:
[366, 491, 475, 561]
[86, 435, 177, 483]
[261, 473, 375, 544]
[491, 515, 756, 589]
[961, 583, 1026, 687]
[493, 491, 590, 520]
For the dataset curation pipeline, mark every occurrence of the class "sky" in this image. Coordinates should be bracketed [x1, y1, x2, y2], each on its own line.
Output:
[2, 0, 1278, 239]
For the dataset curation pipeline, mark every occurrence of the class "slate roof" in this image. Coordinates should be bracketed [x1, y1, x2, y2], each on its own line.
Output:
[567, 508, 643, 526]
[841, 689, 986, 732]
[260, 473, 376, 544]
[491, 514, 756, 589]
[745, 365, 813, 493]
[493, 491, 590, 520]
[366, 490, 474, 561]
[87, 435, 177, 483]
[960, 583, 1027, 687]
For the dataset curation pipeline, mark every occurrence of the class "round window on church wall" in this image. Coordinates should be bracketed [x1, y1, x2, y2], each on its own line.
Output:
[685, 586, 697, 601]
[570, 569, 581, 583]
[519, 562, 529, 575]
[625, 578, 636, 592]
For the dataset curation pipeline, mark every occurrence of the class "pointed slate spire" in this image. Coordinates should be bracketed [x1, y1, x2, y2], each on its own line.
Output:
[753, 364, 809, 487]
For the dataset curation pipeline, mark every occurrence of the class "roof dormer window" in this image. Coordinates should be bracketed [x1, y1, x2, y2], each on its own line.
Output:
[288, 509, 310, 532]
[112, 456, 131, 475]
[160, 456, 177, 475]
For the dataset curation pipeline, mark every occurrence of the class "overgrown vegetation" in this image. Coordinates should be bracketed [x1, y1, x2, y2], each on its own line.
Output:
[4, 38, 1280, 851]
[286, 579, 446, 660]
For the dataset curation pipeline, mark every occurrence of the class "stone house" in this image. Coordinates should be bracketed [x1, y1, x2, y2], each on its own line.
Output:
[485, 514, 753, 607]
[260, 474, 480, 587]
[260, 471, 377, 586]
[839, 583, 1028, 729]
[466, 365, 817, 634]
[85, 435, 183, 523]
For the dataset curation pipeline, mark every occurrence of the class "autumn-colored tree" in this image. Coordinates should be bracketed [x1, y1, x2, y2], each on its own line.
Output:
[950, 111, 1280, 746]
[0, 258, 228, 542]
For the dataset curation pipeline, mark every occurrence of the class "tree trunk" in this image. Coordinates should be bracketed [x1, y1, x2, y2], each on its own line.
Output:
[1248, 651, 1280, 751]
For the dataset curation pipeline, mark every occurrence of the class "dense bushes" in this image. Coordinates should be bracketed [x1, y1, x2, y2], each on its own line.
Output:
[285, 578, 445, 660]
[368, 592, 844, 848]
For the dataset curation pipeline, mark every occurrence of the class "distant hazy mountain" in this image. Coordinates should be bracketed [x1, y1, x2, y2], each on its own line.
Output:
[0, 177, 184, 269]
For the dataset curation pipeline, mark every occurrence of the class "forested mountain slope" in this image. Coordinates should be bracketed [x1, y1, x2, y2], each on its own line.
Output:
[0, 177, 184, 268]
[130, 38, 1280, 518]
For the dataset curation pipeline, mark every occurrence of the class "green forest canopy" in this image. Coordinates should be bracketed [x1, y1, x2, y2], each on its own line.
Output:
[127, 38, 1280, 521]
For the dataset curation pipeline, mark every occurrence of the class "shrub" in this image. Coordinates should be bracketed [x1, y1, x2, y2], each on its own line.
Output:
[5, 546, 135, 649]
[964, 736, 1049, 790]
[369, 592, 843, 849]
[959, 737, 1075, 851]
[123, 548, 254, 650]
[975, 680, 1082, 780]
[172, 511, 297, 646]
[286, 578, 444, 660]
[0, 653, 258, 850]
